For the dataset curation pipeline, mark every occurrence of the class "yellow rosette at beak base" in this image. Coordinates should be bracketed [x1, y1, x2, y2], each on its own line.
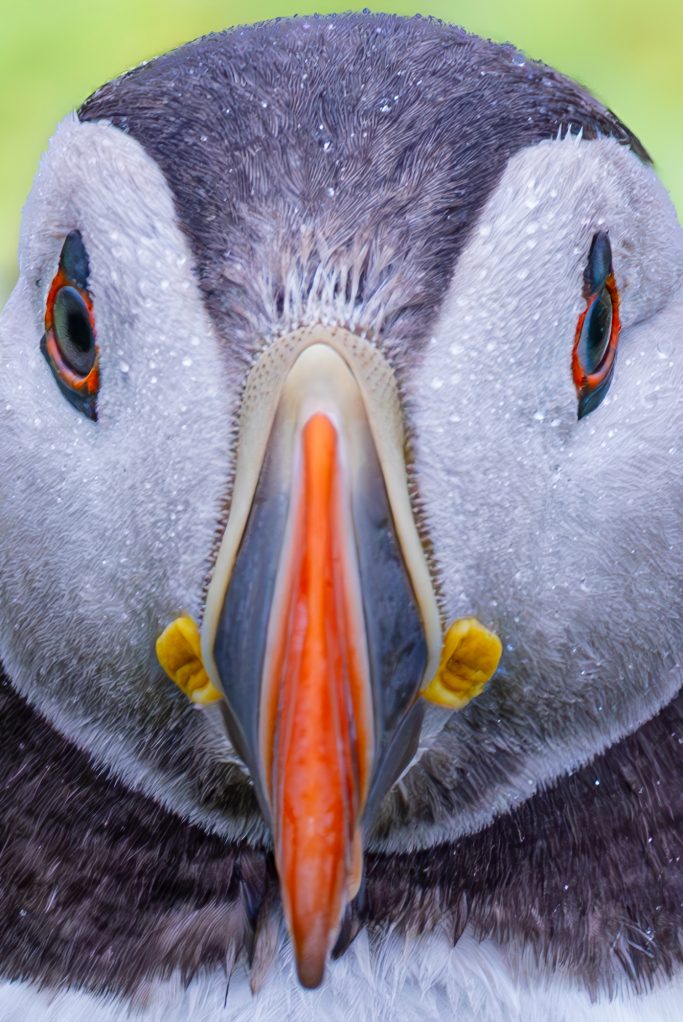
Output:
[156, 614, 501, 713]
[421, 617, 502, 710]
[156, 616, 222, 705]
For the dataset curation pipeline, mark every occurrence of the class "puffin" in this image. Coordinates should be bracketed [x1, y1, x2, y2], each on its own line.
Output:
[0, 12, 681, 1021]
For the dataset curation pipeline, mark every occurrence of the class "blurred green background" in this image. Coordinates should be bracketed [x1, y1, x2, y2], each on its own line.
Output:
[1, 1, 681, 302]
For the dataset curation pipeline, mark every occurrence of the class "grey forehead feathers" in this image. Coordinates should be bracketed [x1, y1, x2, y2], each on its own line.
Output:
[79, 12, 647, 362]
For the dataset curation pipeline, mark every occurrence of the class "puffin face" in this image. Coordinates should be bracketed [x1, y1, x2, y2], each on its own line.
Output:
[0, 14, 681, 988]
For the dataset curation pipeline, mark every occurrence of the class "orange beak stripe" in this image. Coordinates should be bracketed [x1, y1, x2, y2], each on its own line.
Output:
[260, 411, 372, 988]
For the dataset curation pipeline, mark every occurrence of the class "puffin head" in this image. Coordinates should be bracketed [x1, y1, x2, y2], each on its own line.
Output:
[0, 14, 681, 988]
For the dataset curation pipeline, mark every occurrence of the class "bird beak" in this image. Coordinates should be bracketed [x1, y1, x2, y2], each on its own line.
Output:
[200, 330, 442, 987]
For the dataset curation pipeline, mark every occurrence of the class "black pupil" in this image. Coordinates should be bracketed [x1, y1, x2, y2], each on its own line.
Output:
[581, 286, 612, 373]
[52, 286, 95, 376]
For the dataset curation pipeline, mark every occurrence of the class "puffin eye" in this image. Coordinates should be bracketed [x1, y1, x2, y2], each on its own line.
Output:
[41, 231, 99, 421]
[52, 287, 96, 376]
[579, 285, 612, 372]
[572, 231, 621, 419]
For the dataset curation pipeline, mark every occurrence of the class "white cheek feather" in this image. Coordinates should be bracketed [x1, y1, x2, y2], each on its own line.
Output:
[2, 928, 682, 1022]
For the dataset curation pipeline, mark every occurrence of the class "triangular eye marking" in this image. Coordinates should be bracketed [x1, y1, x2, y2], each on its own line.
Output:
[583, 231, 612, 296]
[572, 231, 621, 419]
[58, 229, 91, 292]
[40, 231, 99, 421]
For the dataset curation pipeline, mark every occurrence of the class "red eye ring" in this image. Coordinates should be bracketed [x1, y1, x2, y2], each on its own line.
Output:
[43, 328, 100, 398]
[572, 272, 621, 418]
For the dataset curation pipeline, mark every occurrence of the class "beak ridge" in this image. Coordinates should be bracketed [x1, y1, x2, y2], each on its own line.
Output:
[263, 411, 371, 986]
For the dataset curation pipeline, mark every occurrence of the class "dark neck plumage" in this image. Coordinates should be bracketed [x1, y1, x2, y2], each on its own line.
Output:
[0, 667, 681, 999]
